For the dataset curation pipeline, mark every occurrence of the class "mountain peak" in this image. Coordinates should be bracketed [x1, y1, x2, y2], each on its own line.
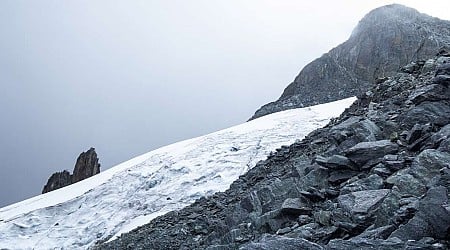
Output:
[352, 4, 422, 33]
[367, 3, 420, 17]
[351, 4, 426, 36]
[250, 5, 450, 120]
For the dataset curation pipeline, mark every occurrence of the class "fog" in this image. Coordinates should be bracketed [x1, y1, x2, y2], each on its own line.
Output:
[1, 1, 449, 207]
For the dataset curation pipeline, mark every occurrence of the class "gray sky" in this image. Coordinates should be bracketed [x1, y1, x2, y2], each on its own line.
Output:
[1, 1, 449, 207]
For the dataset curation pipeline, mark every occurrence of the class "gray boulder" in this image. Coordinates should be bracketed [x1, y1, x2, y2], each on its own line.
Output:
[345, 140, 399, 166]
[401, 101, 450, 128]
[432, 75, 450, 87]
[340, 174, 384, 194]
[390, 186, 450, 240]
[327, 237, 441, 250]
[240, 234, 323, 250]
[426, 124, 450, 151]
[280, 198, 311, 215]
[408, 84, 450, 104]
[435, 63, 450, 76]
[315, 155, 356, 170]
[338, 189, 390, 217]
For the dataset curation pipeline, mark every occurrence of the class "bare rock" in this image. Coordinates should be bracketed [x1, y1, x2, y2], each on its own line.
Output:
[250, 4, 450, 120]
[390, 186, 450, 240]
[281, 198, 311, 215]
[315, 155, 356, 170]
[42, 170, 72, 194]
[72, 148, 101, 183]
[240, 234, 323, 250]
[345, 140, 399, 166]
[41, 148, 100, 193]
[338, 189, 390, 216]
[408, 84, 450, 104]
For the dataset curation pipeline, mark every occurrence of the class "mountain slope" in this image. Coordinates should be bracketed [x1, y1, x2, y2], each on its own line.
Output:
[97, 50, 450, 250]
[0, 97, 355, 249]
[250, 4, 450, 120]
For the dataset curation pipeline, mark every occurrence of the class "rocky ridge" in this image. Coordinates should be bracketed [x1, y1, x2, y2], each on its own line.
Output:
[42, 147, 100, 193]
[96, 51, 450, 249]
[250, 4, 450, 120]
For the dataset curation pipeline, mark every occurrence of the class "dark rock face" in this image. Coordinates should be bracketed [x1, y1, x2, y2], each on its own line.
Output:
[41, 170, 72, 194]
[96, 51, 450, 249]
[345, 140, 399, 166]
[42, 148, 100, 194]
[72, 148, 100, 183]
[239, 234, 323, 250]
[390, 186, 450, 240]
[250, 4, 450, 120]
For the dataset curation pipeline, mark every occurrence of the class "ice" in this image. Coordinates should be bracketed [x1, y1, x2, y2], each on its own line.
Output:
[0, 97, 356, 249]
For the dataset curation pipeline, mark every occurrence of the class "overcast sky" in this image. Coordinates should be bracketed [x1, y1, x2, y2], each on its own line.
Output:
[1, 1, 449, 207]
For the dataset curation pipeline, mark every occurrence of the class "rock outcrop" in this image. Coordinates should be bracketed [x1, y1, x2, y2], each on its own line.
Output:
[250, 4, 450, 120]
[72, 148, 101, 183]
[96, 51, 450, 249]
[42, 148, 100, 193]
[41, 170, 72, 194]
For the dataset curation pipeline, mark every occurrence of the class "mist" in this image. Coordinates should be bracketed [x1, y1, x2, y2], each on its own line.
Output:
[1, 0, 449, 207]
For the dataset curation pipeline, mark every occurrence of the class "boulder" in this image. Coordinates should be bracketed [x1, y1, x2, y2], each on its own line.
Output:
[386, 170, 426, 197]
[340, 174, 384, 194]
[390, 186, 450, 240]
[280, 198, 311, 215]
[382, 154, 407, 171]
[408, 84, 450, 104]
[354, 225, 396, 240]
[327, 237, 437, 250]
[314, 155, 356, 170]
[345, 140, 399, 166]
[431, 75, 450, 86]
[338, 189, 390, 216]
[370, 164, 392, 177]
[401, 102, 450, 128]
[412, 149, 450, 183]
[426, 124, 450, 151]
[435, 63, 450, 76]
[240, 234, 323, 250]
[328, 118, 381, 151]
[328, 170, 358, 185]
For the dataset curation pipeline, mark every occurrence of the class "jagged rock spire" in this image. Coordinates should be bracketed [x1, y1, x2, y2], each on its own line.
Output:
[42, 148, 100, 193]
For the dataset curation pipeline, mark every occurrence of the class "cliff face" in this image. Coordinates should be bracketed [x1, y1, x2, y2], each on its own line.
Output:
[96, 52, 450, 249]
[72, 148, 101, 183]
[42, 148, 100, 194]
[41, 170, 72, 194]
[250, 4, 450, 120]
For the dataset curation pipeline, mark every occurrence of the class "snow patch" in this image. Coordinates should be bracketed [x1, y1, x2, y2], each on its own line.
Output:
[0, 97, 356, 249]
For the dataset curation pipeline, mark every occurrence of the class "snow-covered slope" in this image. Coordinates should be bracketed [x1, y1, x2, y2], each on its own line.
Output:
[0, 97, 356, 249]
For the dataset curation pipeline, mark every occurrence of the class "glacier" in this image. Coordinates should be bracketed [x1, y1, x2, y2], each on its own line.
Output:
[0, 97, 356, 249]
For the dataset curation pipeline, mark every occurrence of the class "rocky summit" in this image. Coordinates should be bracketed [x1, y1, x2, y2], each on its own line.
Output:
[42, 147, 100, 193]
[96, 50, 450, 249]
[250, 4, 450, 120]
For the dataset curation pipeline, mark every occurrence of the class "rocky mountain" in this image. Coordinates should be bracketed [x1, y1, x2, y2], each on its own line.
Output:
[42, 147, 100, 193]
[250, 4, 450, 120]
[97, 50, 450, 249]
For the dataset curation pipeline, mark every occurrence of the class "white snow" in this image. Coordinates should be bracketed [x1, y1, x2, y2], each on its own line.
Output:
[0, 97, 356, 249]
